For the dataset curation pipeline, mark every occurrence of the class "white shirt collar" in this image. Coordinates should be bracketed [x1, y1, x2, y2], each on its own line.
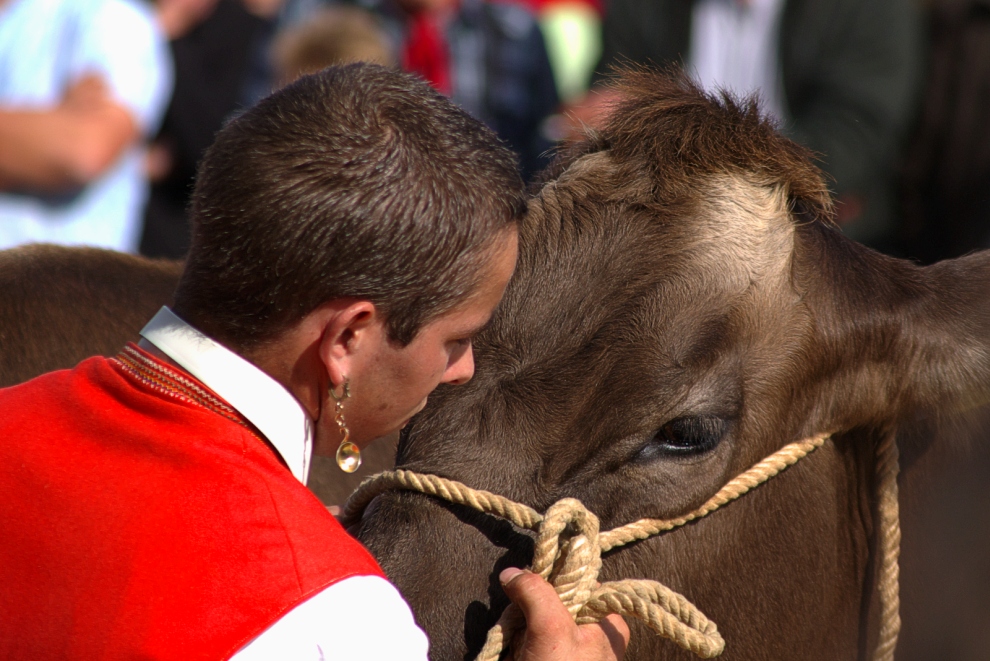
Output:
[139, 306, 314, 485]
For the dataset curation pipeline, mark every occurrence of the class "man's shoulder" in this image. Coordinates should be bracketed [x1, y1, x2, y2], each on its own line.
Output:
[0, 356, 108, 414]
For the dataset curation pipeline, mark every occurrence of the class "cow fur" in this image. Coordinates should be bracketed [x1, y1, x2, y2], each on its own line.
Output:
[355, 71, 990, 660]
[0, 244, 183, 388]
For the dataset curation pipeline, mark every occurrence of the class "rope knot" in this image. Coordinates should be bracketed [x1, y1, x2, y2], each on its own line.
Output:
[477, 494, 725, 660]
[533, 498, 602, 617]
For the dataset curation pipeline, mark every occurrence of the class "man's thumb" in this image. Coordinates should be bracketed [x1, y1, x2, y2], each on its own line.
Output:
[499, 567, 571, 632]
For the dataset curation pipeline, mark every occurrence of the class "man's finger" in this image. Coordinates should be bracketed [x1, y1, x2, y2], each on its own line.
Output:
[499, 567, 628, 661]
[499, 568, 572, 637]
[597, 613, 630, 658]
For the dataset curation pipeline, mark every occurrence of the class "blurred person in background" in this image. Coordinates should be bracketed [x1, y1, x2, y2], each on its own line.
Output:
[0, 0, 172, 252]
[270, 4, 394, 86]
[526, 0, 601, 105]
[353, 0, 560, 180]
[140, 0, 285, 259]
[900, 0, 990, 263]
[572, 0, 924, 253]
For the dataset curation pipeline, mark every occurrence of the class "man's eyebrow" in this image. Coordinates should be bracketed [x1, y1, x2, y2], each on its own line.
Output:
[468, 316, 495, 337]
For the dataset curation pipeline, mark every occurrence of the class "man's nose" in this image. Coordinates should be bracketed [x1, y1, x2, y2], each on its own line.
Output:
[443, 345, 475, 386]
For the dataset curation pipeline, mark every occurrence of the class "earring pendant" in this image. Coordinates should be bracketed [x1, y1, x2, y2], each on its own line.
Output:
[331, 380, 361, 473]
[336, 438, 362, 473]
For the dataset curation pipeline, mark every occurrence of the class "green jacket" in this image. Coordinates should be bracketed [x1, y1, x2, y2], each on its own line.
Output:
[596, 0, 924, 246]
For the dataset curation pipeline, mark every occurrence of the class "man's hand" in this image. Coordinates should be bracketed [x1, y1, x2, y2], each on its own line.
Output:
[500, 567, 629, 661]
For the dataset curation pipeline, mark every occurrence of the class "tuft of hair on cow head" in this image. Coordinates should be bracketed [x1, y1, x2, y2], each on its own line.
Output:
[356, 69, 990, 661]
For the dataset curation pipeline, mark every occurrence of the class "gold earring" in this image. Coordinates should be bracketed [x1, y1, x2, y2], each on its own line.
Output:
[331, 380, 361, 473]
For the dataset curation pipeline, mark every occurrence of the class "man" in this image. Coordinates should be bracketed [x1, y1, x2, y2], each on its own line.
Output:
[0, 64, 626, 660]
[0, 0, 172, 252]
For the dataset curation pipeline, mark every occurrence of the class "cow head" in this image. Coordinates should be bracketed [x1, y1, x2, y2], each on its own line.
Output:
[354, 71, 990, 660]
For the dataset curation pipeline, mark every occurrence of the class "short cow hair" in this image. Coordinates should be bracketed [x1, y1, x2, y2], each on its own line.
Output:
[173, 64, 525, 352]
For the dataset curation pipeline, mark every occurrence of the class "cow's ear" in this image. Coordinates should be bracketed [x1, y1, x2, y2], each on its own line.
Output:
[905, 251, 990, 413]
[796, 227, 990, 430]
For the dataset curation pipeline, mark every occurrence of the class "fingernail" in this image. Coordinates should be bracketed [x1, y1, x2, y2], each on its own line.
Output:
[499, 567, 524, 585]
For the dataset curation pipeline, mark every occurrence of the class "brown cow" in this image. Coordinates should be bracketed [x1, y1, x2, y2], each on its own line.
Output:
[352, 71, 990, 660]
[0, 243, 395, 505]
[0, 244, 183, 389]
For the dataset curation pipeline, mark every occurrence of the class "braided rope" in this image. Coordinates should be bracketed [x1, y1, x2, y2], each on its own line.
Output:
[341, 469, 545, 531]
[342, 431, 901, 660]
[873, 432, 901, 661]
[599, 433, 829, 552]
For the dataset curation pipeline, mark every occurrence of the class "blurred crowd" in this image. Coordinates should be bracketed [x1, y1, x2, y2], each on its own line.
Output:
[1, 0, 988, 263]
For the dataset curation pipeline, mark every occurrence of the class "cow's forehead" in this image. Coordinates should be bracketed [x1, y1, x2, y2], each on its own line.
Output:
[692, 172, 795, 281]
[472, 166, 809, 445]
[522, 155, 801, 334]
[532, 148, 795, 263]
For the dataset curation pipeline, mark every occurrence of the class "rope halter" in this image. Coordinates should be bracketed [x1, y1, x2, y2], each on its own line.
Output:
[342, 431, 901, 661]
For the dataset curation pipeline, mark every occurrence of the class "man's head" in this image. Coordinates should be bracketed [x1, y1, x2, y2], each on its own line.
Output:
[172, 63, 525, 356]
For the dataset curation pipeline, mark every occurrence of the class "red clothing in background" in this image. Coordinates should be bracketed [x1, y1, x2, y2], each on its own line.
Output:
[402, 10, 452, 95]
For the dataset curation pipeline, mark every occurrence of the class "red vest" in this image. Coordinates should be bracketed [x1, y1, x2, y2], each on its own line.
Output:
[0, 347, 384, 660]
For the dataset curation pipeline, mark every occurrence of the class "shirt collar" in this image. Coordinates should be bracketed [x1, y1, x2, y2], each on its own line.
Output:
[139, 306, 314, 485]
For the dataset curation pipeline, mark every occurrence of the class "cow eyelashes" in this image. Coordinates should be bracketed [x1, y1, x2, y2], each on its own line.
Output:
[633, 415, 728, 462]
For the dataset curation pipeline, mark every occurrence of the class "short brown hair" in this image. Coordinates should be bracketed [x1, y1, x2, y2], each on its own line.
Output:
[173, 64, 525, 352]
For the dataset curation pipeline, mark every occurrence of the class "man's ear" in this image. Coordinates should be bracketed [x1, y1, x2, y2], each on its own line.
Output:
[317, 299, 382, 388]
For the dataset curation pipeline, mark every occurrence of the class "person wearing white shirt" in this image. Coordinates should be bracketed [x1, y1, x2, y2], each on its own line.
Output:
[0, 0, 172, 252]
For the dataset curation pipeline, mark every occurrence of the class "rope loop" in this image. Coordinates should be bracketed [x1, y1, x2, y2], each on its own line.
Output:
[470, 497, 724, 661]
[533, 498, 601, 617]
[342, 431, 900, 661]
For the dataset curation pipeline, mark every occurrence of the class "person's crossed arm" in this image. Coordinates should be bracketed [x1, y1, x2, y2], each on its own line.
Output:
[0, 73, 138, 192]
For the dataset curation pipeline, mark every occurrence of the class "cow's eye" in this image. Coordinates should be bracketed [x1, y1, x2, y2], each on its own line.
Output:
[634, 415, 727, 461]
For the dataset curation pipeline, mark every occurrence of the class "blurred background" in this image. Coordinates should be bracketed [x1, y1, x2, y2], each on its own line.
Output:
[3, 0, 988, 264]
[1, 0, 989, 657]
[7, 0, 990, 263]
